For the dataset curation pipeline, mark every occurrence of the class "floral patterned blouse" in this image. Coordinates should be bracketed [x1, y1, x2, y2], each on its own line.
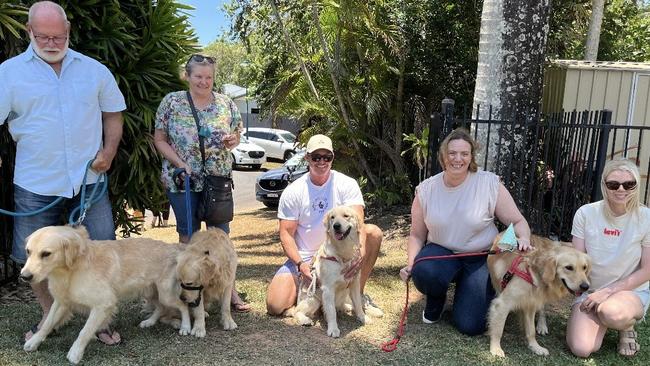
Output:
[155, 90, 243, 192]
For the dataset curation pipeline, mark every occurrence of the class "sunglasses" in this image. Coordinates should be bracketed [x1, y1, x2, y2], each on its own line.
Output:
[309, 154, 334, 162]
[605, 180, 637, 191]
[187, 54, 215, 64]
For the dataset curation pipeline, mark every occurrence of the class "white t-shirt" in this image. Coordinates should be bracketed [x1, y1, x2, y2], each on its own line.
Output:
[416, 170, 500, 252]
[278, 170, 364, 257]
[572, 201, 650, 292]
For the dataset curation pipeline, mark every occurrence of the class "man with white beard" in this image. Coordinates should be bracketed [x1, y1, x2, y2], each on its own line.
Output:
[0, 1, 125, 345]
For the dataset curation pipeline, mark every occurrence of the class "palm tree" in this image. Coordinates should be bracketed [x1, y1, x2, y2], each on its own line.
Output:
[584, 0, 606, 60]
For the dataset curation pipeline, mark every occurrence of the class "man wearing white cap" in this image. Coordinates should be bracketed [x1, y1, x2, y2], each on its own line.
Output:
[266, 134, 383, 316]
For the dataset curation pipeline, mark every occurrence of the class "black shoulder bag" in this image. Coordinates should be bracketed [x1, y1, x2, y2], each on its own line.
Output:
[187, 91, 234, 225]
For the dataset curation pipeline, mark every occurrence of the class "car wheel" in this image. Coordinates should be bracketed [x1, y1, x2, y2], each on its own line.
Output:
[231, 154, 238, 169]
[263, 201, 279, 208]
[284, 150, 295, 161]
[251, 164, 262, 170]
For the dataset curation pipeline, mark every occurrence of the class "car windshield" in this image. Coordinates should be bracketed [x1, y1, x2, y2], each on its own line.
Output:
[280, 132, 296, 143]
[284, 151, 307, 169]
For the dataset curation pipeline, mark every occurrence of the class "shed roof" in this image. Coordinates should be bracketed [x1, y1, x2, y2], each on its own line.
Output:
[549, 60, 650, 72]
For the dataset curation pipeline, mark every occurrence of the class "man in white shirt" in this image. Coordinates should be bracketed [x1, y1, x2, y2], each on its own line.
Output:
[265, 134, 383, 316]
[0, 1, 125, 344]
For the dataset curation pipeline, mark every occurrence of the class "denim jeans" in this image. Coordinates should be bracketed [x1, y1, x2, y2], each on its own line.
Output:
[166, 190, 230, 236]
[411, 243, 495, 336]
[12, 184, 115, 264]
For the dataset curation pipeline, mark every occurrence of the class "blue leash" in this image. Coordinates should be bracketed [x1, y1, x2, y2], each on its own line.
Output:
[0, 160, 108, 226]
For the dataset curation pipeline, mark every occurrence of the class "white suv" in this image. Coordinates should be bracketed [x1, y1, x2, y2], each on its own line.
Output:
[231, 137, 266, 170]
[242, 127, 304, 161]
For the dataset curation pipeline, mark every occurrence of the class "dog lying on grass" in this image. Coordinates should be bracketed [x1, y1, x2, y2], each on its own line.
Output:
[20, 225, 190, 364]
[289, 206, 382, 337]
[487, 233, 591, 357]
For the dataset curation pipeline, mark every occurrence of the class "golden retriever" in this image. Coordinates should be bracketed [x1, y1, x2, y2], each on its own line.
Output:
[173, 229, 238, 333]
[290, 206, 382, 338]
[487, 234, 591, 357]
[20, 225, 191, 364]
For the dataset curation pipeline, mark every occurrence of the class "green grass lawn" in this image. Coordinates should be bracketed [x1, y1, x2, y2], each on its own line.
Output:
[0, 208, 648, 365]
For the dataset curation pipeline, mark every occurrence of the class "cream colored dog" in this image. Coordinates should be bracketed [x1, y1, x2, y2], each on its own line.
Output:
[290, 206, 381, 338]
[20, 225, 191, 365]
[487, 234, 591, 357]
[174, 229, 238, 333]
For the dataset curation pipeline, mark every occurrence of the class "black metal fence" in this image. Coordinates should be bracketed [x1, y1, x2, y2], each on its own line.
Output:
[426, 99, 650, 241]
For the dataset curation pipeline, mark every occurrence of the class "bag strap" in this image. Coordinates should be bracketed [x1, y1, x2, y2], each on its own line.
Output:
[186, 91, 207, 173]
[186, 91, 234, 188]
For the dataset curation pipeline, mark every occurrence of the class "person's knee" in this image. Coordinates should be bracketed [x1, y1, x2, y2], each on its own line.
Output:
[566, 337, 597, 358]
[364, 224, 382, 250]
[455, 318, 486, 336]
[265, 296, 291, 316]
[597, 302, 636, 329]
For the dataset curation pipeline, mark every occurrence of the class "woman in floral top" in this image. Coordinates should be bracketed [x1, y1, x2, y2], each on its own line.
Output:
[154, 54, 250, 312]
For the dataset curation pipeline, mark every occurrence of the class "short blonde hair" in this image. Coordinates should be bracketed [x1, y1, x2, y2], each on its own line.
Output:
[437, 128, 479, 173]
[601, 158, 642, 222]
[28, 1, 68, 24]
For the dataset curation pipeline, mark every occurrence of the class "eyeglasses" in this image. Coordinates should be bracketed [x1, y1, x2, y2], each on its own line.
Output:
[309, 154, 334, 162]
[33, 34, 68, 45]
[605, 180, 637, 191]
[188, 54, 215, 64]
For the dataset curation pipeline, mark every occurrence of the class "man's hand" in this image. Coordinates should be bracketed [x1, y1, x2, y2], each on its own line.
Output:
[91, 148, 116, 173]
[298, 262, 312, 281]
[342, 256, 363, 280]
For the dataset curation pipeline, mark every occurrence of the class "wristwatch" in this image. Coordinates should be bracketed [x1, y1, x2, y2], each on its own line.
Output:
[295, 260, 303, 270]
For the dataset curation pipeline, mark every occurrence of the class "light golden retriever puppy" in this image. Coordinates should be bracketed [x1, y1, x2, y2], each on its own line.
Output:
[20, 225, 191, 365]
[174, 229, 238, 333]
[290, 206, 381, 338]
[487, 234, 591, 357]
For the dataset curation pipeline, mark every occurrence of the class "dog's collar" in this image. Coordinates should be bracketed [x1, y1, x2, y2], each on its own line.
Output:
[181, 283, 204, 308]
[500, 255, 535, 290]
[320, 256, 339, 262]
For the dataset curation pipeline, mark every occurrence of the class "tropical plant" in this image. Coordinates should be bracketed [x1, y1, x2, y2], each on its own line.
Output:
[0, 0, 199, 236]
[201, 38, 250, 91]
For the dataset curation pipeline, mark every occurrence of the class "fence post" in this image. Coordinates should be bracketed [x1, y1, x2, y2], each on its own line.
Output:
[441, 97, 455, 136]
[426, 112, 441, 179]
[592, 110, 612, 201]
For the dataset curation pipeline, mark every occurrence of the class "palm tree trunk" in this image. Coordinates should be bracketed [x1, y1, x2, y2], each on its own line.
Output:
[269, 0, 320, 100]
[584, 0, 605, 61]
[472, 0, 551, 170]
[310, 2, 378, 187]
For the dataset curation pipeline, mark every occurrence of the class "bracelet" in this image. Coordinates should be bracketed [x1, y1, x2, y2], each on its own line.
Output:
[295, 260, 303, 269]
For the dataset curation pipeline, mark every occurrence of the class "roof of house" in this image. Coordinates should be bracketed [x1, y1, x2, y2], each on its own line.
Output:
[549, 60, 650, 72]
[222, 83, 248, 99]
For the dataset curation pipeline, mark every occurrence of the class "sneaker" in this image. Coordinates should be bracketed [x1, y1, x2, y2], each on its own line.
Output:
[422, 298, 444, 324]
[363, 294, 384, 317]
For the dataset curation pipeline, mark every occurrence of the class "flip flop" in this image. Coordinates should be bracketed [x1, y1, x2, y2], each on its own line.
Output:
[23, 323, 57, 343]
[95, 327, 122, 346]
[231, 302, 251, 313]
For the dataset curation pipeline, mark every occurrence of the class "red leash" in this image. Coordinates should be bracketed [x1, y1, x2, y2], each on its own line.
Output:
[380, 249, 500, 352]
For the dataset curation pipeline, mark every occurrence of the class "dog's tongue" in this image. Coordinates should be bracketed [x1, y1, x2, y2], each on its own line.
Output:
[574, 291, 583, 297]
[335, 232, 345, 241]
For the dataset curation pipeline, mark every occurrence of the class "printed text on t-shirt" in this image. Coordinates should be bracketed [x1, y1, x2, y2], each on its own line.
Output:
[603, 228, 621, 236]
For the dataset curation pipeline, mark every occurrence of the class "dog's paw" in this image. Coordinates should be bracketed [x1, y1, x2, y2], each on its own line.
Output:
[295, 313, 314, 326]
[179, 326, 191, 336]
[191, 326, 206, 338]
[23, 337, 41, 352]
[222, 318, 237, 331]
[66, 347, 83, 365]
[327, 326, 341, 338]
[139, 318, 156, 328]
[490, 346, 506, 358]
[529, 344, 549, 356]
[359, 315, 372, 325]
[536, 323, 549, 335]
[365, 307, 384, 318]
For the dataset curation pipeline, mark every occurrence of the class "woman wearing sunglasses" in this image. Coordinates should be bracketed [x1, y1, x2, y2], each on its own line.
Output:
[153, 54, 250, 312]
[567, 158, 650, 357]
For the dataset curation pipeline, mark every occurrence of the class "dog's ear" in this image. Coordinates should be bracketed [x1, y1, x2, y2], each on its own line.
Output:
[541, 256, 557, 284]
[199, 257, 217, 282]
[322, 210, 332, 229]
[63, 228, 87, 268]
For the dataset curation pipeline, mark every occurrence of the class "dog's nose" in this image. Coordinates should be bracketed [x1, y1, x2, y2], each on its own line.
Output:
[580, 282, 590, 291]
[20, 273, 33, 282]
[333, 222, 341, 231]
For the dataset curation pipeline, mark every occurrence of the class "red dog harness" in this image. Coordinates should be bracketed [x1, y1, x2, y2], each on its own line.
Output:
[500, 255, 535, 290]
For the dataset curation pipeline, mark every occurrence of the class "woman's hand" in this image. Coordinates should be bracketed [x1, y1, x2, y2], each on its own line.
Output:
[580, 288, 613, 312]
[399, 266, 412, 282]
[223, 133, 239, 150]
[298, 262, 312, 281]
[517, 237, 532, 251]
[178, 162, 192, 175]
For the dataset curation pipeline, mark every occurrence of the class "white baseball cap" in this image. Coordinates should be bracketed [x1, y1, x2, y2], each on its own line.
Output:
[306, 134, 333, 153]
